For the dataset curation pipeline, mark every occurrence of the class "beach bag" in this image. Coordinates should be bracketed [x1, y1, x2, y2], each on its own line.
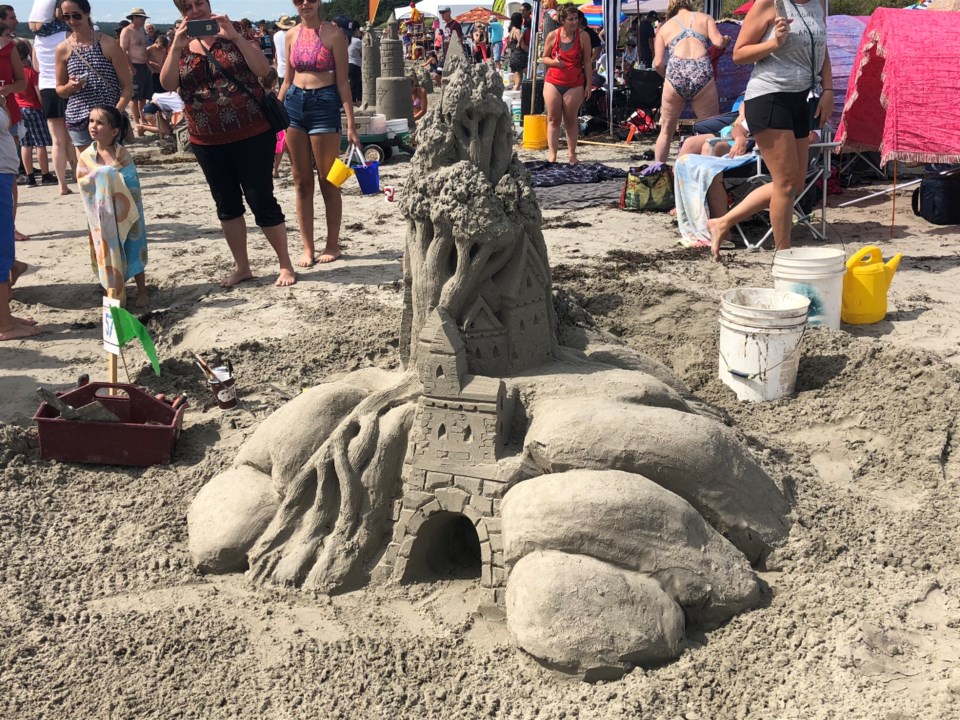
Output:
[619, 164, 674, 212]
[912, 174, 960, 225]
[201, 45, 290, 133]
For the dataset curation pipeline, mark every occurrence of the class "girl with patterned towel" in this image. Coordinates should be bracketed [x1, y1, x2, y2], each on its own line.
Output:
[75, 105, 148, 308]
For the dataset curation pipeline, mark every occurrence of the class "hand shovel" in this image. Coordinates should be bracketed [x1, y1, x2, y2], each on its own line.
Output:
[36, 387, 121, 423]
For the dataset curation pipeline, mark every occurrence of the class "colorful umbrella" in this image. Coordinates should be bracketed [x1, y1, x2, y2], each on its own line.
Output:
[455, 6, 508, 23]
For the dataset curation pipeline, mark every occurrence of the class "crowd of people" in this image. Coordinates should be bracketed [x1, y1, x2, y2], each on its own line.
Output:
[2, 0, 832, 340]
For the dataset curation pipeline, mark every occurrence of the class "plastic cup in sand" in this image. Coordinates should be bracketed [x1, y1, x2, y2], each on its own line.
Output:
[209, 365, 238, 410]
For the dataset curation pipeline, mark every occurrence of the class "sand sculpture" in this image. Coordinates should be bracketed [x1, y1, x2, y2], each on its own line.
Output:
[360, 23, 381, 111]
[188, 38, 791, 680]
[377, 18, 414, 126]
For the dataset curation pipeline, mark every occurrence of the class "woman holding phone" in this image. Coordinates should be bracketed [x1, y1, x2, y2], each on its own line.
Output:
[54, 0, 132, 151]
[707, 0, 832, 260]
[278, 0, 360, 267]
[160, 0, 296, 288]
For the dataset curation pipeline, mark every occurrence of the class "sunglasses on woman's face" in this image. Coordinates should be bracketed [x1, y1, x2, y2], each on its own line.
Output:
[293, 0, 318, 5]
[62, 11, 86, 20]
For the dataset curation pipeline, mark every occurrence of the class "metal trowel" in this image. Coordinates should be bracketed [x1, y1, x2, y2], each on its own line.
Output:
[36, 387, 121, 423]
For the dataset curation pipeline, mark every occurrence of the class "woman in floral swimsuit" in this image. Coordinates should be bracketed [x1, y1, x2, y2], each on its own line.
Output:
[653, 0, 730, 163]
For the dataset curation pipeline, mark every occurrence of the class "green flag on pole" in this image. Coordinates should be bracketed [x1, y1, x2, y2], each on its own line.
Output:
[493, 0, 505, 15]
[108, 306, 161, 376]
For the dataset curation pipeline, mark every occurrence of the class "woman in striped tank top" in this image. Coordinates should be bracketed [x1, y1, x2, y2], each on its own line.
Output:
[54, 0, 132, 150]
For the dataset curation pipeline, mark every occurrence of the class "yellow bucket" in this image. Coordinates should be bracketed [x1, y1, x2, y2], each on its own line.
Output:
[522, 115, 548, 150]
[326, 157, 354, 187]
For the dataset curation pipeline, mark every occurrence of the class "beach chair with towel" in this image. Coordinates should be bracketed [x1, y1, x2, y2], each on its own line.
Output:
[675, 127, 840, 250]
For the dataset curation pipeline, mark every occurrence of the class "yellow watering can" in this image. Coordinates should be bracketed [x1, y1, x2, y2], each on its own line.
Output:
[841, 246, 902, 324]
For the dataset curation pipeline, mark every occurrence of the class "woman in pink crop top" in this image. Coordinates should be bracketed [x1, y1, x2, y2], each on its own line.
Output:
[278, 0, 360, 267]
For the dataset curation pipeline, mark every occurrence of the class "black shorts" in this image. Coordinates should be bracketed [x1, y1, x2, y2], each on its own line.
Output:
[40, 88, 67, 120]
[132, 63, 152, 101]
[744, 89, 810, 139]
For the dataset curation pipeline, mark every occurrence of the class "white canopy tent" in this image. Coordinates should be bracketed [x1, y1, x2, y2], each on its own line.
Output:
[620, 0, 670, 14]
[394, 1, 493, 20]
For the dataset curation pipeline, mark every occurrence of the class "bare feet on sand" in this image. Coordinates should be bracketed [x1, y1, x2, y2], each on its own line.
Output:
[0, 320, 42, 341]
[14, 229, 29, 242]
[568, 154, 578, 166]
[547, 152, 557, 163]
[60, 187, 73, 196]
[296, 251, 316, 268]
[220, 269, 254, 288]
[10, 260, 26, 286]
[134, 292, 149, 308]
[707, 218, 728, 262]
[12, 315, 37, 325]
[275, 268, 296, 286]
[317, 247, 342, 264]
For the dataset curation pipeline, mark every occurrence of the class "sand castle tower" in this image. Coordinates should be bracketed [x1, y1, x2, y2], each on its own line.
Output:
[187, 42, 790, 681]
[361, 23, 381, 111]
[377, 17, 414, 125]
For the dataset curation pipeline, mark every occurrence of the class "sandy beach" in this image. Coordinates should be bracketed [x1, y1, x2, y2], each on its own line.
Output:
[3, 130, 960, 719]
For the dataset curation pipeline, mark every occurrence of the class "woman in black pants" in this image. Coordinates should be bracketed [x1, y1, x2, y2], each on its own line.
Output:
[160, 0, 295, 287]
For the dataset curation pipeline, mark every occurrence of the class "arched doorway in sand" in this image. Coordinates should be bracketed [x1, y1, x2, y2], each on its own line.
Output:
[401, 511, 482, 582]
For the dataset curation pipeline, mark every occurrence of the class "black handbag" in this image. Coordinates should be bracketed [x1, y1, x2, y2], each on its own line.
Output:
[912, 174, 960, 225]
[200, 44, 289, 132]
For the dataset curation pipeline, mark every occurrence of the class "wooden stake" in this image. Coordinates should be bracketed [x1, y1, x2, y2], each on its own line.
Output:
[890, 159, 898, 240]
[576, 139, 637, 150]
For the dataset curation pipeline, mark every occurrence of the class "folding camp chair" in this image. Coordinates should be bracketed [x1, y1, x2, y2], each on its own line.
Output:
[719, 128, 842, 250]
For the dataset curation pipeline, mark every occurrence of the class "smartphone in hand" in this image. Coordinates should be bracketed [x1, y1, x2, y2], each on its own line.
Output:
[774, 0, 788, 18]
[186, 19, 218, 37]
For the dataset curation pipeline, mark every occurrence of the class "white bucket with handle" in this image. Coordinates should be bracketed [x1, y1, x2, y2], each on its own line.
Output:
[719, 288, 810, 402]
[772, 248, 845, 329]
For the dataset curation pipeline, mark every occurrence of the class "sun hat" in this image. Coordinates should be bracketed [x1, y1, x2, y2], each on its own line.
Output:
[276, 15, 295, 30]
[126, 7, 148, 18]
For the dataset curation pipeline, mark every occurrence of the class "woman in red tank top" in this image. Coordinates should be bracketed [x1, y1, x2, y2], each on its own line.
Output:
[540, 4, 592, 165]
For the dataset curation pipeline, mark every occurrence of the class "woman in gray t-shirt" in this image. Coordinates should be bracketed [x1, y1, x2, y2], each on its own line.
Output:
[706, 0, 833, 261]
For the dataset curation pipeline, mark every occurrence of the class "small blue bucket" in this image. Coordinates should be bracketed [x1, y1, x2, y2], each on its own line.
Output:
[353, 161, 381, 195]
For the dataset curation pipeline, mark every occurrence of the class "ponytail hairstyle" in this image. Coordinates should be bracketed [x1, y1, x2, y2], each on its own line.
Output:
[90, 105, 130, 146]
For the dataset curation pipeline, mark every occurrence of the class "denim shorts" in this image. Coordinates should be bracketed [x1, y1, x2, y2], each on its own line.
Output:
[68, 125, 93, 147]
[284, 85, 342, 135]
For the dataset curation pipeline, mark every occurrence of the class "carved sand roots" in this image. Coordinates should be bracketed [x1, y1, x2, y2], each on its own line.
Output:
[246, 373, 419, 591]
[187, 39, 792, 680]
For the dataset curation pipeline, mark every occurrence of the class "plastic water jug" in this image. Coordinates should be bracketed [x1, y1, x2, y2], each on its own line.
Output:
[841, 245, 902, 324]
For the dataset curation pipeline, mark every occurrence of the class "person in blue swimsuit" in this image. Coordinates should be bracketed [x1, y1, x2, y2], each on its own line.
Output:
[653, 0, 730, 163]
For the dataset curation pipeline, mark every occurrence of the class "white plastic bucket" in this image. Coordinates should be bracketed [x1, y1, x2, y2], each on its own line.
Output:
[385, 118, 408, 138]
[503, 90, 522, 122]
[719, 288, 810, 402]
[510, 99, 522, 125]
[772, 248, 845, 329]
[369, 113, 387, 135]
